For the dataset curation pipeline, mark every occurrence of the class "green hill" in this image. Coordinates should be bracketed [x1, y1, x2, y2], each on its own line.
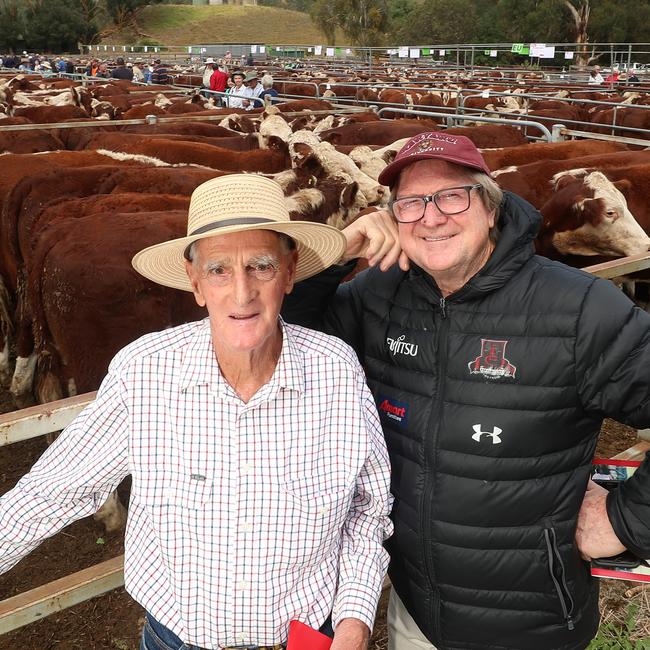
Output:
[107, 4, 338, 46]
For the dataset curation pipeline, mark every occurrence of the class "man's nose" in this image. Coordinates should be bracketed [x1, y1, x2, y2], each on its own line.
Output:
[420, 198, 449, 226]
[231, 271, 256, 304]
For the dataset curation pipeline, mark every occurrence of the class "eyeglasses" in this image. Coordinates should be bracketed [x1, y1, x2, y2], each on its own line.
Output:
[200, 261, 280, 286]
[391, 184, 483, 223]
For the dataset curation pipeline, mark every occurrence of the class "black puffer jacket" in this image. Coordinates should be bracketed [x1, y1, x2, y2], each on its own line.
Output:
[283, 192, 650, 650]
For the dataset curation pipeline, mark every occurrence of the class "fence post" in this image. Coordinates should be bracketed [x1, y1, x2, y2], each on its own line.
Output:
[551, 123, 566, 143]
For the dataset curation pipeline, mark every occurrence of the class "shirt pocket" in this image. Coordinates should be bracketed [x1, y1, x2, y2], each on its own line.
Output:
[276, 481, 353, 569]
[132, 471, 214, 509]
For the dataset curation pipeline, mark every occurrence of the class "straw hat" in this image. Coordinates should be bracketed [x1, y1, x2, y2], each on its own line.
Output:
[244, 71, 259, 82]
[132, 174, 346, 291]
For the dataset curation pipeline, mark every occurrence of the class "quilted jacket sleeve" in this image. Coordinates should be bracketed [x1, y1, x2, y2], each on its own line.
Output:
[575, 276, 650, 558]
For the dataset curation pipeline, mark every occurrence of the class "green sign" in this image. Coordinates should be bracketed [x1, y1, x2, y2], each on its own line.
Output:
[422, 48, 430, 56]
[511, 43, 530, 55]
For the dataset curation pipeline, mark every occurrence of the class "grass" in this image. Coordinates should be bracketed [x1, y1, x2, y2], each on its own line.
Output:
[106, 4, 340, 46]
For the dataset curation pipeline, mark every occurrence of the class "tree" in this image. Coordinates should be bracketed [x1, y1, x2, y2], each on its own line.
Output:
[104, 0, 163, 35]
[310, 0, 339, 44]
[561, 0, 590, 66]
[310, 0, 389, 47]
[26, 0, 95, 52]
[0, 0, 28, 53]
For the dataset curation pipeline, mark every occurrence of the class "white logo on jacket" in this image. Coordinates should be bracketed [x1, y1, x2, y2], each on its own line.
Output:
[386, 334, 419, 357]
[472, 424, 502, 444]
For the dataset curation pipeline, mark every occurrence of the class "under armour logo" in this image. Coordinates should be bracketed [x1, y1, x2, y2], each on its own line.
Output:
[472, 424, 502, 444]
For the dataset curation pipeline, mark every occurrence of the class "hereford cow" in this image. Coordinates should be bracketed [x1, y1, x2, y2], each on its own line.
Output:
[536, 170, 650, 261]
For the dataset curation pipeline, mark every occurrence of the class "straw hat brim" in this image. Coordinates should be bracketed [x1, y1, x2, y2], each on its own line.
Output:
[132, 220, 346, 291]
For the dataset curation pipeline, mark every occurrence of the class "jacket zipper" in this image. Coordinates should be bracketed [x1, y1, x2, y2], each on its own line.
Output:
[421, 296, 449, 644]
[544, 528, 575, 631]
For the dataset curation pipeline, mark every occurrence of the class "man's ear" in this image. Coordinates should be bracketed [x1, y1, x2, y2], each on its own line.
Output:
[185, 259, 206, 307]
[284, 249, 299, 294]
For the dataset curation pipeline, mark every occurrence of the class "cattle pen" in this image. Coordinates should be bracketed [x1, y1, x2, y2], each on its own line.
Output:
[0, 252, 649, 638]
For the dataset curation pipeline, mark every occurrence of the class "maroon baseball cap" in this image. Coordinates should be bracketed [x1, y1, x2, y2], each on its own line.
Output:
[378, 131, 491, 187]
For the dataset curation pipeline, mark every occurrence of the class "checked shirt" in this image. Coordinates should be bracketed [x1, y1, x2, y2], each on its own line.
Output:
[0, 319, 393, 648]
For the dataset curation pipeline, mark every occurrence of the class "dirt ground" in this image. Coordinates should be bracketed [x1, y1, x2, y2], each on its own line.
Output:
[0, 387, 646, 649]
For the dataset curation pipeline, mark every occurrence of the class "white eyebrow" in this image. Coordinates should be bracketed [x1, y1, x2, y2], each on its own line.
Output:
[247, 253, 280, 267]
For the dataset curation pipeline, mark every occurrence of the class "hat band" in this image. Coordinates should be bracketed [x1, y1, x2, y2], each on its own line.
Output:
[184, 216, 277, 260]
[189, 216, 275, 236]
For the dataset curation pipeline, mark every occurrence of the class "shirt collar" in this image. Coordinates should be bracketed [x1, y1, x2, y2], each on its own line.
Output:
[178, 318, 305, 397]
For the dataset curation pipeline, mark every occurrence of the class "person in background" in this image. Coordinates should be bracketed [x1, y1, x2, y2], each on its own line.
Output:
[150, 58, 169, 85]
[209, 61, 229, 106]
[96, 62, 111, 78]
[226, 70, 246, 109]
[242, 71, 264, 110]
[260, 74, 280, 105]
[131, 60, 145, 83]
[112, 57, 133, 81]
[627, 69, 641, 84]
[201, 57, 215, 88]
[588, 65, 604, 85]
[86, 58, 99, 76]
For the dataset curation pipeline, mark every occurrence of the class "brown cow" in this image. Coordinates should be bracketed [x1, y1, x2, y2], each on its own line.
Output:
[80, 132, 290, 172]
[482, 140, 629, 171]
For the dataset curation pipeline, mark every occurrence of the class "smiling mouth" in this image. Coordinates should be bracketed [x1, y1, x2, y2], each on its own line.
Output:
[423, 234, 456, 242]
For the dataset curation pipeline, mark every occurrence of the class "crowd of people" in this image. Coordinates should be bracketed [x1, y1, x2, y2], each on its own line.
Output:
[0, 52, 283, 107]
[201, 56, 279, 108]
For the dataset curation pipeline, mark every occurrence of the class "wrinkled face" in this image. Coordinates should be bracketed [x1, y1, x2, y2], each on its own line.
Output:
[395, 160, 496, 290]
[185, 230, 297, 359]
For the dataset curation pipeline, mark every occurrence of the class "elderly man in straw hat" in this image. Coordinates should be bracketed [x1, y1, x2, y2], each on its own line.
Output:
[0, 175, 393, 650]
[283, 131, 650, 650]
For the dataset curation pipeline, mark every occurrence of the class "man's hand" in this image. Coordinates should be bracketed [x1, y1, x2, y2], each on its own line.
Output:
[330, 618, 370, 650]
[575, 480, 627, 561]
[341, 210, 409, 272]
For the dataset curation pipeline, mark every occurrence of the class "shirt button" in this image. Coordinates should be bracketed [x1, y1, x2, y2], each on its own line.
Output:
[239, 632, 248, 643]
[240, 521, 252, 532]
[238, 579, 249, 590]
[241, 463, 253, 475]
[319, 505, 330, 515]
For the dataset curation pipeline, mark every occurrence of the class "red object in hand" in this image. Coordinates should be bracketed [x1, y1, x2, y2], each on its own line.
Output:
[286, 620, 333, 650]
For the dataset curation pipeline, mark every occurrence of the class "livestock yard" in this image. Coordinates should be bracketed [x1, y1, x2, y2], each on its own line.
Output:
[1, 48, 650, 648]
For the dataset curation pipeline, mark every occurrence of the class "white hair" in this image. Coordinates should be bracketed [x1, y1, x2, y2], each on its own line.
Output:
[261, 74, 274, 89]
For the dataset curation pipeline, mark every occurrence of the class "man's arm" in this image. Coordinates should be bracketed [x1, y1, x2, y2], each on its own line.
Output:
[331, 369, 393, 645]
[282, 209, 405, 337]
[0, 370, 130, 573]
[575, 277, 650, 559]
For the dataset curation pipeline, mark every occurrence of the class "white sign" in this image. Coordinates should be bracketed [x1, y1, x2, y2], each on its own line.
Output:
[154, 47, 158, 53]
[187, 46, 192, 54]
[326, 47, 335, 57]
[398, 46, 409, 58]
[143, 46, 148, 52]
[112, 46, 115, 52]
[123, 46, 127, 52]
[314, 45, 322, 56]
[346, 48, 351, 54]
[439, 49, 446, 56]
[251, 45, 257, 53]
[308, 47, 313, 53]
[539, 46, 555, 58]
[259, 46, 265, 53]
[409, 48, 420, 59]
[490, 50, 497, 57]
[529, 43, 545, 57]
[564, 51, 574, 59]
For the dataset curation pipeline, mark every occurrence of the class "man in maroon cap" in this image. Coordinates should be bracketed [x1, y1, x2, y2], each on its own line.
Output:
[283, 131, 650, 650]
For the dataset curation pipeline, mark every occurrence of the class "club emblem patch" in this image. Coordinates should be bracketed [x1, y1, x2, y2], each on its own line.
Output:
[468, 339, 516, 379]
